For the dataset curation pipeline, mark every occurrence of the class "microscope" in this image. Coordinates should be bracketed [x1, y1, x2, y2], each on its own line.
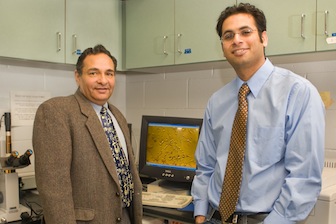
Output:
[0, 113, 32, 223]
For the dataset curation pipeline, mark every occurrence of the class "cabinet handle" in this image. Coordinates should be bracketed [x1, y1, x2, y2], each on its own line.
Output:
[301, 14, 306, 39]
[72, 34, 77, 54]
[163, 35, 168, 55]
[57, 32, 62, 52]
[177, 33, 182, 54]
[324, 10, 329, 36]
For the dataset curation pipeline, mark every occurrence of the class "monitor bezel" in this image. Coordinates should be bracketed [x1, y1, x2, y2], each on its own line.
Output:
[138, 115, 203, 183]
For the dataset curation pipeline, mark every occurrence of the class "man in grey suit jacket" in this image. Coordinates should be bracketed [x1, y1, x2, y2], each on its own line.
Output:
[33, 45, 142, 224]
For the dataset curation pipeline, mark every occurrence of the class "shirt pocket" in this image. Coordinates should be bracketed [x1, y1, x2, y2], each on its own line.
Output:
[250, 126, 284, 166]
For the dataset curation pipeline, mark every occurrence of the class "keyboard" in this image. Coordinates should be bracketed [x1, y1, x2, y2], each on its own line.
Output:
[142, 191, 193, 209]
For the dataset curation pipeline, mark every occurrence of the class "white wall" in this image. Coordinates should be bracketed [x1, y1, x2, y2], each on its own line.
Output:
[0, 54, 335, 177]
[126, 57, 336, 165]
[0, 61, 126, 179]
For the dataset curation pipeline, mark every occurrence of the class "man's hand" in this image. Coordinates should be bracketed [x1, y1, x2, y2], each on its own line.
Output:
[195, 215, 206, 224]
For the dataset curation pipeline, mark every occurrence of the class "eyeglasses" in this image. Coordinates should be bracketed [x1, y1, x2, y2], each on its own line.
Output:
[220, 28, 257, 42]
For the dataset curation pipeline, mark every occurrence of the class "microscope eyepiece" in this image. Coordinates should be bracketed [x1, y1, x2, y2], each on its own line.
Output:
[5, 151, 19, 166]
[18, 149, 33, 166]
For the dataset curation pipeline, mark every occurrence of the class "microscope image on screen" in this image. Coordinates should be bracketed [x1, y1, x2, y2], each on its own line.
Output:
[139, 115, 203, 186]
[146, 124, 199, 170]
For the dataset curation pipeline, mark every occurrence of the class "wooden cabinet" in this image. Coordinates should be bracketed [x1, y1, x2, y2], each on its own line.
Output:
[125, 0, 235, 69]
[0, 0, 122, 65]
[1, 0, 334, 68]
[65, 0, 122, 65]
[239, 0, 316, 56]
[239, 0, 336, 55]
[125, 0, 174, 68]
[0, 0, 65, 63]
[125, 0, 336, 69]
[174, 0, 235, 65]
[316, 0, 336, 51]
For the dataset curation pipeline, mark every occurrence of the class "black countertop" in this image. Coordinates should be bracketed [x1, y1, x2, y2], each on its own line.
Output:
[13, 187, 194, 224]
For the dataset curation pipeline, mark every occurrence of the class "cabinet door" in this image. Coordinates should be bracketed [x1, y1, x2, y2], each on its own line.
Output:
[174, 0, 236, 64]
[239, 0, 316, 56]
[317, 0, 336, 51]
[66, 0, 122, 65]
[125, 0, 174, 69]
[0, 0, 65, 63]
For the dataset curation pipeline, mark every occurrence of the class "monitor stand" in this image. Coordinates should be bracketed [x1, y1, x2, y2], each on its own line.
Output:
[147, 179, 192, 195]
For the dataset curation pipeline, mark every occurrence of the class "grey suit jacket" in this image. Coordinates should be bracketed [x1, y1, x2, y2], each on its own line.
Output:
[33, 89, 142, 224]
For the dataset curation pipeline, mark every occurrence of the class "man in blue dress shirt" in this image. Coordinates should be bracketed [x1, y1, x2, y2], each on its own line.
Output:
[191, 3, 325, 224]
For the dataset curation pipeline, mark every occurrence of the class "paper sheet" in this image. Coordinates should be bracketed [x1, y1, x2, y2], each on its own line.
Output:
[319, 91, 334, 109]
[10, 91, 51, 126]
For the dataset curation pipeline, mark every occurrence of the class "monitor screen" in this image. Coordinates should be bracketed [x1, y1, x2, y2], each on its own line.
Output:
[139, 115, 202, 183]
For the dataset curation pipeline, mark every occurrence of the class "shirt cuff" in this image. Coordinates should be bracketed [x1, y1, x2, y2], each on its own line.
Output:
[263, 210, 296, 224]
[193, 201, 209, 217]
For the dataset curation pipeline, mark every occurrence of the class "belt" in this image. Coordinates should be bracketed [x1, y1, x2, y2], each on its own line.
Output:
[212, 211, 269, 223]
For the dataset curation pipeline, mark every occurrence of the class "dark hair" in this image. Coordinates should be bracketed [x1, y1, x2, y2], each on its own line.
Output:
[76, 44, 117, 75]
[216, 3, 266, 42]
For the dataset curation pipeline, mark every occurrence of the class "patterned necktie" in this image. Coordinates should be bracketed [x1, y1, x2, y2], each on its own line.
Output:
[100, 106, 134, 207]
[219, 83, 250, 222]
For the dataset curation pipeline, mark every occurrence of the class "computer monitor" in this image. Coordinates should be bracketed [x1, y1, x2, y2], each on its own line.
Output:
[138, 115, 203, 184]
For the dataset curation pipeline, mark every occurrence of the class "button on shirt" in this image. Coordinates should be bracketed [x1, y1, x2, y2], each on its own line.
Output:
[191, 59, 325, 224]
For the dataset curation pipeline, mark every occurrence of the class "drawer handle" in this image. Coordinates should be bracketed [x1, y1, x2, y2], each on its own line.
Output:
[324, 10, 329, 36]
[72, 34, 77, 54]
[57, 32, 62, 52]
[163, 35, 168, 55]
[177, 33, 182, 54]
[301, 14, 306, 39]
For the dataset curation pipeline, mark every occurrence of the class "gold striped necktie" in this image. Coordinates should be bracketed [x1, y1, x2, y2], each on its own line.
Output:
[219, 83, 250, 222]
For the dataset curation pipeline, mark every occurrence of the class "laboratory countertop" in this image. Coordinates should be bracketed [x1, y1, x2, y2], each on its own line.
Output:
[143, 205, 194, 223]
[14, 189, 194, 224]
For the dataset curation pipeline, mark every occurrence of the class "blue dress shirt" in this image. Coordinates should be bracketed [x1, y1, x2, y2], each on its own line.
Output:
[191, 59, 325, 224]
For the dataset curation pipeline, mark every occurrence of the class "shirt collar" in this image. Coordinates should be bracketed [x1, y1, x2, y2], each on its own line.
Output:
[236, 58, 274, 98]
[91, 102, 108, 115]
